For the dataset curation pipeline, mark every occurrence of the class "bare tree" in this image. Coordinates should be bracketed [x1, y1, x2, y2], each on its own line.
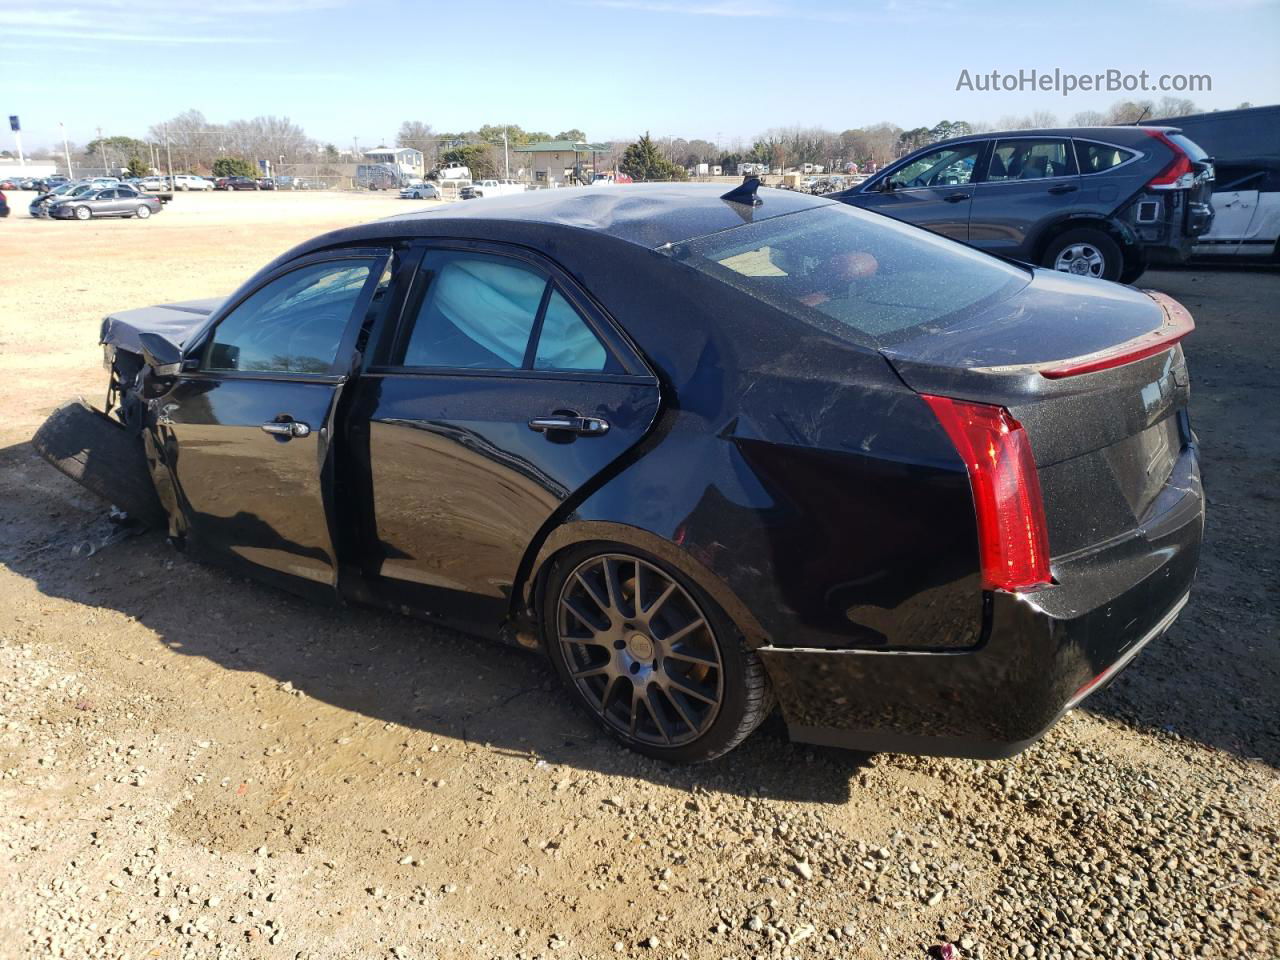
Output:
[1155, 96, 1199, 118]
[1069, 110, 1108, 126]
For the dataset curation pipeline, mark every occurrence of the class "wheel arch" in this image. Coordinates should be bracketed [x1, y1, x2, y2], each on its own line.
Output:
[514, 520, 771, 652]
[1030, 214, 1141, 268]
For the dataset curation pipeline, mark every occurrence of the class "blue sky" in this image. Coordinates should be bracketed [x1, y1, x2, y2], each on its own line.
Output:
[2, 0, 1278, 151]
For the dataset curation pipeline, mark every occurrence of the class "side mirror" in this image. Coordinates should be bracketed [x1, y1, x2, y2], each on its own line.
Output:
[138, 331, 185, 378]
[878, 177, 896, 193]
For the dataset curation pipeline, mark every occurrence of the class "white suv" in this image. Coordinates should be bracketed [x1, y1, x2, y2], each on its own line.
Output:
[174, 175, 213, 191]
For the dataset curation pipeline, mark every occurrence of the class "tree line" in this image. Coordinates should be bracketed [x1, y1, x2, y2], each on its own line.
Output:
[11, 95, 1246, 178]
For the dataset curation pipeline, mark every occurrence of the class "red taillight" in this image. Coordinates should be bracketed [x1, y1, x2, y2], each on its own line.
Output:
[923, 396, 1052, 593]
[1144, 129, 1193, 189]
[1037, 291, 1194, 379]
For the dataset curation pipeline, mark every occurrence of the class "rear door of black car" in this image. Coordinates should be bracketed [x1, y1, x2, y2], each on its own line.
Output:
[150, 247, 395, 595]
[345, 240, 661, 631]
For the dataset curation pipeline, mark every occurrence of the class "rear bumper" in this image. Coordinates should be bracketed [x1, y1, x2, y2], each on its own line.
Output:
[761, 444, 1203, 759]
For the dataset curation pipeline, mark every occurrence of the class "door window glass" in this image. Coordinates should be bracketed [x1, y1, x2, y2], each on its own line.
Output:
[1074, 141, 1136, 174]
[401, 254, 545, 369]
[988, 139, 1073, 181]
[887, 144, 982, 188]
[534, 289, 609, 372]
[203, 259, 372, 374]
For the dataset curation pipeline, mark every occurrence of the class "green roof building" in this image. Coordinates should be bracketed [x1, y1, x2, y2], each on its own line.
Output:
[512, 140, 611, 186]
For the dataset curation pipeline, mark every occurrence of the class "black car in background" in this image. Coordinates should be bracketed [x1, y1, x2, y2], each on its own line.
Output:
[33, 184, 1202, 763]
[216, 176, 261, 191]
[836, 126, 1215, 282]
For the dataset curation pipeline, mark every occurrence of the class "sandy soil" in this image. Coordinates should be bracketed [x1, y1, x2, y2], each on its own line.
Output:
[0, 191, 1276, 960]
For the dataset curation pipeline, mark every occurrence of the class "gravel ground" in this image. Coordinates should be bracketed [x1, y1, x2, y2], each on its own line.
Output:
[0, 192, 1276, 960]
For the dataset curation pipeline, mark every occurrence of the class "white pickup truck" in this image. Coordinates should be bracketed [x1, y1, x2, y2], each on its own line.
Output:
[462, 179, 527, 199]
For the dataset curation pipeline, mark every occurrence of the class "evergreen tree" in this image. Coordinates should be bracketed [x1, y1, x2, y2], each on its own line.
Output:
[619, 132, 681, 182]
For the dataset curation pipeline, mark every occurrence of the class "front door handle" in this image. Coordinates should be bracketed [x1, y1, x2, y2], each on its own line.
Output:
[943, 192, 969, 203]
[1048, 184, 1079, 195]
[261, 419, 311, 438]
[528, 416, 610, 436]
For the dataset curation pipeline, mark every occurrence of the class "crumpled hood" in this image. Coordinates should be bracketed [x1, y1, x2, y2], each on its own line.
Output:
[99, 297, 225, 354]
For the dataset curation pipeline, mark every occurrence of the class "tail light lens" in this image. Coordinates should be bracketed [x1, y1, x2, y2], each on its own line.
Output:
[1144, 130, 1194, 190]
[923, 396, 1052, 592]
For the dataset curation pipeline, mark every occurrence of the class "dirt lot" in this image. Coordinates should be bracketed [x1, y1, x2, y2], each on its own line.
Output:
[0, 191, 1276, 960]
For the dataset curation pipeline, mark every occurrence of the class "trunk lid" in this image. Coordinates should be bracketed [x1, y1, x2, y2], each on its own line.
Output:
[883, 269, 1193, 557]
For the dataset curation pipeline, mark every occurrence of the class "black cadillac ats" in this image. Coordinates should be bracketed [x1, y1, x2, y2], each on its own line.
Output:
[34, 182, 1203, 762]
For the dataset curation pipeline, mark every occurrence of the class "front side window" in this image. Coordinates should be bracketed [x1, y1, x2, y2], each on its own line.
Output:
[203, 259, 373, 374]
[666, 203, 1027, 345]
[397, 252, 615, 373]
[886, 143, 982, 189]
[987, 139, 1073, 181]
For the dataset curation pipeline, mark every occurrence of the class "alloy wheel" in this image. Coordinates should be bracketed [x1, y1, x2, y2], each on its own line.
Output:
[1054, 243, 1106, 278]
[556, 553, 723, 746]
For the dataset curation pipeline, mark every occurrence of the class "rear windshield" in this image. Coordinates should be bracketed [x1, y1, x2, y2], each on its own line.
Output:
[664, 203, 1028, 346]
[1168, 133, 1210, 161]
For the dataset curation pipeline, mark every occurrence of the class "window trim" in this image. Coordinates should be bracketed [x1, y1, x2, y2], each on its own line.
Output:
[981, 136, 1079, 184]
[1071, 138, 1144, 177]
[182, 247, 392, 382]
[369, 238, 651, 379]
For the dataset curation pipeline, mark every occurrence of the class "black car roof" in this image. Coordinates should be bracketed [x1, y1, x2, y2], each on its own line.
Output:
[363, 183, 833, 250]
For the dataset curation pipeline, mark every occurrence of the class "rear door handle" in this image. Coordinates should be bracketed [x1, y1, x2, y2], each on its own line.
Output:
[943, 192, 969, 203]
[529, 416, 610, 436]
[1048, 184, 1079, 195]
[261, 419, 311, 438]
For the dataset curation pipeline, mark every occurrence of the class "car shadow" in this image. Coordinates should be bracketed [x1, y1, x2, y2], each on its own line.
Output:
[0, 439, 870, 804]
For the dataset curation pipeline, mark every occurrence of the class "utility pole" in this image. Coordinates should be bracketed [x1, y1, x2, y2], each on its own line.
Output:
[503, 130, 509, 179]
[60, 121, 73, 179]
[96, 126, 109, 176]
[164, 125, 174, 186]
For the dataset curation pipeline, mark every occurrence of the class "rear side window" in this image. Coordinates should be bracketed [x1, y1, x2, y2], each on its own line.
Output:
[396, 251, 617, 373]
[1075, 141, 1137, 174]
[987, 139, 1074, 181]
[665, 203, 1027, 345]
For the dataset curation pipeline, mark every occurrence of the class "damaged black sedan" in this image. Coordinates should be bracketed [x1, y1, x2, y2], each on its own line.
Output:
[35, 182, 1204, 762]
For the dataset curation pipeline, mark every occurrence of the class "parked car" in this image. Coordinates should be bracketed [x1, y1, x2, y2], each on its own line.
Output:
[834, 126, 1215, 283]
[33, 183, 1202, 763]
[29, 181, 97, 217]
[173, 174, 213, 191]
[257, 178, 276, 190]
[46, 186, 163, 220]
[461, 179, 526, 199]
[1192, 157, 1280, 259]
[399, 181, 440, 199]
[216, 176, 260, 191]
[0, 190, 8, 218]
[0, 179, 18, 190]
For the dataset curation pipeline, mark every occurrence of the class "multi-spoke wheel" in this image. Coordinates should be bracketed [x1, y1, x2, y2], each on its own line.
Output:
[544, 545, 773, 762]
[1042, 228, 1122, 282]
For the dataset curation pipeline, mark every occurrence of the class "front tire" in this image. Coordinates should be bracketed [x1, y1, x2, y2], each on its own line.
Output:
[542, 544, 772, 763]
[74, 205, 91, 221]
[1041, 228, 1123, 281]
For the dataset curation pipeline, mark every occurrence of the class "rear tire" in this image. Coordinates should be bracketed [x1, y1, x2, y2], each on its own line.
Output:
[1041, 228, 1123, 281]
[135, 205, 151, 219]
[31, 400, 166, 527]
[542, 543, 773, 763]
